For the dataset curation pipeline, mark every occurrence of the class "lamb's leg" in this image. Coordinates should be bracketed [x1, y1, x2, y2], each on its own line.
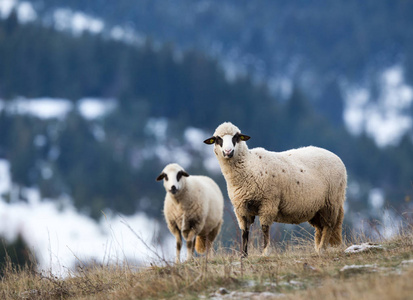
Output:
[205, 221, 222, 255]
[170, 225, 182, 264]
[182, 228, 197, 261]
[262, 224, 270, 256]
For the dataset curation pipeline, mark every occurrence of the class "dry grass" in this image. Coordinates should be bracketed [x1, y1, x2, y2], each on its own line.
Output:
[1, 225, 413, 300]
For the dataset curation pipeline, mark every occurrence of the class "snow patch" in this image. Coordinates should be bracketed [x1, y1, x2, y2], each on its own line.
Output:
[53, 8, 104, 35]
[78, 98, 117, 120]
[1, 97, 73, 119]
[344, 65, 413, 147]
[184, 127, 220, 174]
[184, 127, 206, 152]
[0, 159, 11, 196]
[0, 0, 37, 23]
[109, 25, 145, 46]
[16, 1, 36, 23]
[368, 188, 385, 210]
[145, 118, 168, 142]
[144, 118, 193, 168]
[0, 0, 16, 18]
[0, 97, 117, 120]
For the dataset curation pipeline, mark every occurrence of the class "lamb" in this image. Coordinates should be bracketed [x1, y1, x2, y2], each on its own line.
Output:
[156, 163, 224, 263]
[204, 122, 347, 257]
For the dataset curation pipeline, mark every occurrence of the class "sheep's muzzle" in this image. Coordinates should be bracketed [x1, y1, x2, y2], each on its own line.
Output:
[170, 185, 178, 194]
[222, 149, 234, 158]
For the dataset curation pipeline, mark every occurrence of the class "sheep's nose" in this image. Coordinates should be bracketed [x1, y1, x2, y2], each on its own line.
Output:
[223, 149, 234, 158]
[171, 185, 177, 194]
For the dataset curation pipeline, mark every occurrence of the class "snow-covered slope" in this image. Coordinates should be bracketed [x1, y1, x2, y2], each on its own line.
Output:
[0, 159, 175, 277]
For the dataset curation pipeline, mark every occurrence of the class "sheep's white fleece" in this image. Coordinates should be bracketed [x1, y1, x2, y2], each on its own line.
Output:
[210, 122, 347, 253]
[160, 163, 224, 262]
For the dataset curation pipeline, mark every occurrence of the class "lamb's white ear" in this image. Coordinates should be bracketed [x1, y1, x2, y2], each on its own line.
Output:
[156, 172, 166, 181]
[204, 137, 216, 145]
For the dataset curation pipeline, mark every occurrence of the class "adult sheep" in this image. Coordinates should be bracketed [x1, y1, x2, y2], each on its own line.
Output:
[204, 122, 347, 257]
[156, 163, 224, 263]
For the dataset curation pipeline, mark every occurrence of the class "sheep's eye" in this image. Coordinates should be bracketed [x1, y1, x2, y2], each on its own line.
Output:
[177, 171, 182, 181]
[232, 133, 239, 145]
[164, 175, 168, 181]
[215, 136, 223, 147]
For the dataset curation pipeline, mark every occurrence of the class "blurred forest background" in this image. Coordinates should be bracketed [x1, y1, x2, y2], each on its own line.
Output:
[0, 0, 412, 269]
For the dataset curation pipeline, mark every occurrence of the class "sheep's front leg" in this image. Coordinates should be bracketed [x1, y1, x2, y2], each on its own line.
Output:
[240, 215, 255, 258]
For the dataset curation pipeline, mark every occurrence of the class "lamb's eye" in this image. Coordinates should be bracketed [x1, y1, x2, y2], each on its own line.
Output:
[165, 175, 168, 181]
[177, 172, 182, 181]
[215, 136, 223, 147]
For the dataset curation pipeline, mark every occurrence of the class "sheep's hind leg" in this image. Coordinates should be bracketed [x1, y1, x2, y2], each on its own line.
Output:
[314, 227, 322, 252]
[317, 226, 333, 254]
[329, 206, 344, 247]
[261, 224, 271, 256]
[309, 213, 322, 252]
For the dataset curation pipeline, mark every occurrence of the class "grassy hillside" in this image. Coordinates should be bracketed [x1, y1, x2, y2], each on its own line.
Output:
[1, 226, 412, 299]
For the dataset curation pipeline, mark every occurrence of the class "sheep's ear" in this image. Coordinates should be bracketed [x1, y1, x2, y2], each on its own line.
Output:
[156, 172, 166, 181]
[239, 134, 251, 141]
[177, 170, 189, 181]
[204, 137, 216, 145]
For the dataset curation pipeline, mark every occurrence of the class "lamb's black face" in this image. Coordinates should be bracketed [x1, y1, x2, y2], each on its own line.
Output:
[204, 133, 250, 159]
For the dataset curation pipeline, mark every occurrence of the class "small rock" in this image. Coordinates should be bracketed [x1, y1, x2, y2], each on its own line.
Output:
[289, 280, 304, 286]
[344, 243, 384, 253]
[217, 287, 230, 295]
[340, 264, 378, 274]
[401, 259, 413, 265]
[252, 292, 285, 299]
